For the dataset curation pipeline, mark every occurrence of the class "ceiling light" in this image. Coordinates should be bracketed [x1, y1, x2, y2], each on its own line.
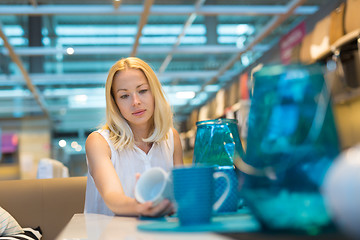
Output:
[42, 37, 50, 46]
[143, 25, 205, 35]
[56, 26, 136, 35]
[0, 37, 27, 46]
[241, 55, 250, 66]
[66, 47, 75, 55]
[58, 37, 133, 45]
[236, 24, 255, 35]
[176, 91, 195, 99]
[217, 24, 254, 35]
[59, 140, 66, 148]
[74, 94, 88, 103]
[3, 26, 24, 36]
[236, 36, 246, 49]
[75, 145, 82, 152]
[71, 141, 78, 148]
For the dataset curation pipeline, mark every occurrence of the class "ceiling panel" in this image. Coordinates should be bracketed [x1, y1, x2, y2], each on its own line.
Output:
[0, 0, 329, 137]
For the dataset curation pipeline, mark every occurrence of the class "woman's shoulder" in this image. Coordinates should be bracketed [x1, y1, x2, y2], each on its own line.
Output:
[164, 127, 177, 149]
[171, 127, 179, 137]
[85, 130, 111, 156]
[86, 129, 112, 147]
[85, 131, 112, 166]
[86, 130, 108, 145]
[88, 129, 110, 139]
[169, 127, 181, 142]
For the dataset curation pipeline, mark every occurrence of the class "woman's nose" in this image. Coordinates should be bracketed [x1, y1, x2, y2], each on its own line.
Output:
[132, 93, 141, 105]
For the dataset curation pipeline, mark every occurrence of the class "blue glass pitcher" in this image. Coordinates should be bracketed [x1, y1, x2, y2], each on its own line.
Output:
[235, 64, 340, 234]
[193, 118, 246, 167]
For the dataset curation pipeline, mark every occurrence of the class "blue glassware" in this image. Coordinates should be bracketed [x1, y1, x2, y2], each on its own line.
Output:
[236, 64, 340, 234]
[193, 118, 246, 167]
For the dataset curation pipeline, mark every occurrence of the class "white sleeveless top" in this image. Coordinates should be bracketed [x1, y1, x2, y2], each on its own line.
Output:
[84, 129, 174, 216]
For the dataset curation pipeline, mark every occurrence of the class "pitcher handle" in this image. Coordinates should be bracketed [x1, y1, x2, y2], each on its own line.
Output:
[213, 172, 230, 211]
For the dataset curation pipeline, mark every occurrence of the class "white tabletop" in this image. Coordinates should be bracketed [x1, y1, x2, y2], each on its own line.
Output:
[56, 213, 234, 240]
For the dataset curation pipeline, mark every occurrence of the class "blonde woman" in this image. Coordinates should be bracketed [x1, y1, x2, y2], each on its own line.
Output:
[84, 57, 183, 217]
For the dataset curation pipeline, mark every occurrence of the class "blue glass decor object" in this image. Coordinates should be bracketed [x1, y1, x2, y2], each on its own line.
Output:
[193, 118, 246, 167]
[236, 64, 340, 234]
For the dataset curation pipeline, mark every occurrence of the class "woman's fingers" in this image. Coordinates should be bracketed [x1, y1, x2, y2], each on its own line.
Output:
[146, 199, 171, 217]
[160, 201, 175, 216]
[138, 201, 152, 213]
[151, 199, 173, 217]
[135, 173, 141, 182]
[139, 199, 173, 217]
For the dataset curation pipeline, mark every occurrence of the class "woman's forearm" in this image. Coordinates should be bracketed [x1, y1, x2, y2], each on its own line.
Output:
[103, 191, 140, 216]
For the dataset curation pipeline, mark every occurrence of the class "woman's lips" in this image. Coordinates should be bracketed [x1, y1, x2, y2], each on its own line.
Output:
[132, 109, 146, 116]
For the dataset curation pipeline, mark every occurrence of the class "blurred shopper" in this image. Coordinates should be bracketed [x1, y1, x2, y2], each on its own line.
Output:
[84, 57, 183, 217]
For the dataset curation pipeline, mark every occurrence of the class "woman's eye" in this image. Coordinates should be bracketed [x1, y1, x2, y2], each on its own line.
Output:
[120, 94, 129, 99]
[139, 89, 148, 94]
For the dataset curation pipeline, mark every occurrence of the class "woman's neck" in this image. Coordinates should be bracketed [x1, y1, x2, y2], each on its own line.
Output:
[131, 124, 151, 143]
[131, 126, 153, 154]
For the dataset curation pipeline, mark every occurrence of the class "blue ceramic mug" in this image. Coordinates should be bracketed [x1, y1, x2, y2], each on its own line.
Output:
[172, 166, 230, 226]
[214, 166, 239, 213]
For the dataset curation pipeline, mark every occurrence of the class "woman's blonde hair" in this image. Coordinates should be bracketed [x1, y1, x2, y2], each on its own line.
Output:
[103, 57, 173, 150]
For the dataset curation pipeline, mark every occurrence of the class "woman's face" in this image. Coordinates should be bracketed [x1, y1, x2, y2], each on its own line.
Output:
[112, 68, 155, 128]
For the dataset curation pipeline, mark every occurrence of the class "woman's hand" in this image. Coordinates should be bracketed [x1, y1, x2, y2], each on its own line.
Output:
[134, 172, 174, 217]
[137, 199, 174, 217]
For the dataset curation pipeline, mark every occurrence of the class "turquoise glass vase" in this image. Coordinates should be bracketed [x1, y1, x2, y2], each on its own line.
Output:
[236, 64, 340, 234]
[193, 118, 246, 167]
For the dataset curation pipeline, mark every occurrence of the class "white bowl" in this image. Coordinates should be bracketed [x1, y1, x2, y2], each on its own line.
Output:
[322, 144, 360, 239]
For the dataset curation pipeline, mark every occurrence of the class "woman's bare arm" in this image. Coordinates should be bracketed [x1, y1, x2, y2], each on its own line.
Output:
[172, 128, 184, 166]
[85, 132, 172, 216]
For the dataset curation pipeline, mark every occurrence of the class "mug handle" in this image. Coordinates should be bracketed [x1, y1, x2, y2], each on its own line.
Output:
[213, 172, 230, 211]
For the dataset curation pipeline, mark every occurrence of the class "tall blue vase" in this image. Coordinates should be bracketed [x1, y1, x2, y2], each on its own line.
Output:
[193, 118, 246, 167]
[236, 64, 340, 234]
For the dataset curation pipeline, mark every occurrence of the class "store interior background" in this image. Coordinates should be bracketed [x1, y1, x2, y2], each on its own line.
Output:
[1, 0, 359, 180]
